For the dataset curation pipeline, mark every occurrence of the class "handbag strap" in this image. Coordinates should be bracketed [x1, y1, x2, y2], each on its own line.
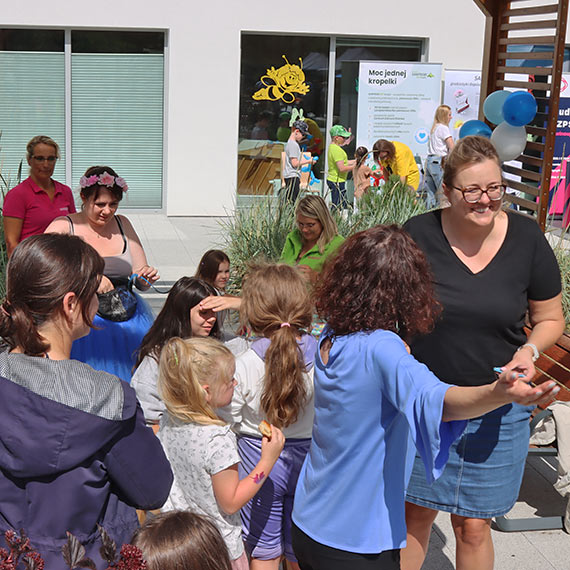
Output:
[129, 274, 171, 295]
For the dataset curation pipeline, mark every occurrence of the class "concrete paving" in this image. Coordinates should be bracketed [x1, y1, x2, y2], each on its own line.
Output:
[128, 211, 570, 569]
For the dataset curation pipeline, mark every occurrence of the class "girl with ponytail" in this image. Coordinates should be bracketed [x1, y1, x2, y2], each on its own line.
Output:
[223, 263, 316, 570]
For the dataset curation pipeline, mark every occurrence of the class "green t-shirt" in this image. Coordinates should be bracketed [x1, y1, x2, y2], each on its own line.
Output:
[327, 143, 349, 183]
[279, 229, 345, 273]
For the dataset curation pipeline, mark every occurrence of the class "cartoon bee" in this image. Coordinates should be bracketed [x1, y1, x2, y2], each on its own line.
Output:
[252, 55, 310, 103]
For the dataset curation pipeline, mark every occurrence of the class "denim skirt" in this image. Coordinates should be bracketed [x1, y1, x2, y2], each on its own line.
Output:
[406, 403, 532, 518]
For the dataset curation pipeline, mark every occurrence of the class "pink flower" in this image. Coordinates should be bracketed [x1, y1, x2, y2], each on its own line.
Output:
[79, 175, 99, 188]
[99, 172, 116, 187]
[115, 177, 128, 192]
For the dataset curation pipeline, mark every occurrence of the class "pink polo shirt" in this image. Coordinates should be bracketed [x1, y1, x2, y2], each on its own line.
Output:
[3, 177, 76, 241]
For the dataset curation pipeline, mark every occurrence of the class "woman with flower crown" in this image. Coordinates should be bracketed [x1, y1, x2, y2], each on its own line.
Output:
[45, 165, 159, 382]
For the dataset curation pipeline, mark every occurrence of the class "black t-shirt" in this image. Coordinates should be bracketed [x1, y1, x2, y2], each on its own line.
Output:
[404, 210, 561, 386]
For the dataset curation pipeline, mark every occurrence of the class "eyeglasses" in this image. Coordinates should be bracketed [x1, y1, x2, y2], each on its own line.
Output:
[452, 183, 506, 203]
[297, 221, 317, 230]
[32, 156, 57, 163]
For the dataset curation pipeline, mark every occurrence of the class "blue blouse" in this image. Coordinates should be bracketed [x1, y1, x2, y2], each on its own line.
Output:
[292, 329, 466, 554]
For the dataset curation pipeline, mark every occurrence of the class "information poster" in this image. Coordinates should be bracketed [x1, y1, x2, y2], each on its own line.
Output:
[442, 70, 481, 139]
[356, 62, 442, 158]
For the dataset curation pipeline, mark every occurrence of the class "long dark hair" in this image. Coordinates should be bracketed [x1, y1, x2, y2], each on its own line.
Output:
[134, 277, 219, 367]
[315, 225, 440, 342]
[0, 234, 104, 355]
[195, 249, 230, 287]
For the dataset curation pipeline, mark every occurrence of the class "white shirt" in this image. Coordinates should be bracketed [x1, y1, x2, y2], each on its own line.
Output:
[428, 123, 452, 156]
[158, 418, 244, 560]
[220, 348, 315, 438]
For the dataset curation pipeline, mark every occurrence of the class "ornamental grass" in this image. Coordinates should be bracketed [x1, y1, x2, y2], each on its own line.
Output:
[221, 175, 426, 293]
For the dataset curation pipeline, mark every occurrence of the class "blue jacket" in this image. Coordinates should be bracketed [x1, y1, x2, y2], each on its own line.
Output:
[0, 352, 173, 569]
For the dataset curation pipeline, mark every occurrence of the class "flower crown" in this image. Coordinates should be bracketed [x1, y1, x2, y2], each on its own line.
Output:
[79, 171, 128, 192]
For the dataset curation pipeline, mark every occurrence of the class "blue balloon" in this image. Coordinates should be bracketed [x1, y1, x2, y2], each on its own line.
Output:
[483, 90, 511, 125]
[459, 120, 493, 139]
[502, 91, 537, 127]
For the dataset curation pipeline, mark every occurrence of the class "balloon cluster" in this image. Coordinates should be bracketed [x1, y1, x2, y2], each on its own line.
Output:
[458, 90, 537, 162]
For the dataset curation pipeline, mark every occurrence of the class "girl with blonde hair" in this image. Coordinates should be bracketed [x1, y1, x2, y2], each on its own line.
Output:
[157, 336, 284, 570]
[424, 104, 454, 207]
[224, 263, 316, 570]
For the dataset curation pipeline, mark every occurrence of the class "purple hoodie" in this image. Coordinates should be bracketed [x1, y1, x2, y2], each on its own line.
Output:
[0, 352, 173, 569]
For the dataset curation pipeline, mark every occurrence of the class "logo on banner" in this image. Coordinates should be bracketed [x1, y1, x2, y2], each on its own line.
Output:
[415, 129, 429, 144]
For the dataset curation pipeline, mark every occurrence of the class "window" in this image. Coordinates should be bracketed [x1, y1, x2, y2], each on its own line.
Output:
[238, 34, 330, 195]
[237, 33, 425, 196]
[71, 32, 165, 208]
[0, 29, 65, 189]
[0, 29, 164, 208]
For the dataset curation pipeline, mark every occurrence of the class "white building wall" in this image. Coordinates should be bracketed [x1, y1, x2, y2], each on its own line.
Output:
[3, 0, 491, 216]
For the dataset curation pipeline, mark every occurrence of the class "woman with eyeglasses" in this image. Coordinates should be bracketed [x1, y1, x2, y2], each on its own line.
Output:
[280, 195, 344, 286]
[401, 136, 565, 570]
[3, 135, 76, 257]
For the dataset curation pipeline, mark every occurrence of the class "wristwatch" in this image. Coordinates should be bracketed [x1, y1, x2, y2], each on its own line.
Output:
[517, 342, 539, 362]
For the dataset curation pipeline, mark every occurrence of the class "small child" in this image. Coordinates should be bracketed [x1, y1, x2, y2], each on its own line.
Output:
[196, 249, 231, 294]
[157, 336, 285, 570]
[131, 277, 220, 428]
[352, 145, 373, 204]
[132, 510, 233, 570]
[222, 263, 316, 570]
[195, 249, 242, 336]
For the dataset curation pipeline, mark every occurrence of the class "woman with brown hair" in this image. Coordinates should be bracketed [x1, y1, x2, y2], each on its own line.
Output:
[373, 139, 420, 191]
[290, 225, 559, 570]
[402, 135, 565, 570]
[45, 165, 158, 382]
[0, 233, 172, 568]
[223, 263, 316, 570]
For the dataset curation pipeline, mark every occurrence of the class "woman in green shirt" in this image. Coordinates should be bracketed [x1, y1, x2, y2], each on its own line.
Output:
[280, 195, 345, 286]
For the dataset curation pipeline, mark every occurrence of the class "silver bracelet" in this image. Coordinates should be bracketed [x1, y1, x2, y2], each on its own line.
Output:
[517, 342, 539, 362]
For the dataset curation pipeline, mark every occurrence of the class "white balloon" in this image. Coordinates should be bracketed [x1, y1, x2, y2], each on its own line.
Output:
[490, 123, 527, 162]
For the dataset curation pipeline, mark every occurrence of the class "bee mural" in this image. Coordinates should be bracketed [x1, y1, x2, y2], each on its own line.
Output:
[252, 55, 310, 103]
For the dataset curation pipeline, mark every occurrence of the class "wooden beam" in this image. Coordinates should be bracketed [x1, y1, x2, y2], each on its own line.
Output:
[496, 79, 551, 90]
[504, 193, 539, 210]
[498, 51, 554, 60]
[519, 154, 544, 168]
[499, 36, 555, 45]
[504, 4, 559, 18]
[526, 140, 545, 152]
[503, 164, 542, 182]
[496, 65, 552, 75]
[500, 20, 557, 32]
[505, 179, 540, 196]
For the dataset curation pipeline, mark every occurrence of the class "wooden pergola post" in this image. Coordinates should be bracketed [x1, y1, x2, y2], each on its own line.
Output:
[474, 0, 569, 231]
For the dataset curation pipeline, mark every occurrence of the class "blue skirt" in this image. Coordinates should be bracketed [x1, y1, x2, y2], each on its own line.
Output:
[406, 403, 532, 518]
[71, 293, 154, 383]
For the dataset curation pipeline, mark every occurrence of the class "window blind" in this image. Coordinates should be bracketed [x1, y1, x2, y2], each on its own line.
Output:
[71, 53, 164, 208]
[0, 52, 65, 195]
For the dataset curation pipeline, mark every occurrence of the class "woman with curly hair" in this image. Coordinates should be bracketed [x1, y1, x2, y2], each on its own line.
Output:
[290, 225, 559, 570]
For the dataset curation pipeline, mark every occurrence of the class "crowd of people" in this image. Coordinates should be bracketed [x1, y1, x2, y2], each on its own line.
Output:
[0, 131, 565, 570]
